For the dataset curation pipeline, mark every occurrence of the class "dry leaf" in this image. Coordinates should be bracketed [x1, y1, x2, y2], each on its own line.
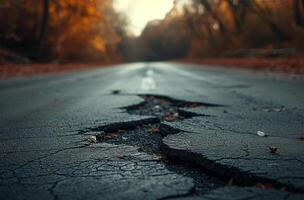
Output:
[255, 183, 274, 189]
[190, 103, 199, 108]
[164, 115, 176, 122]
[148, 125, 159, 134]
[269, 146, 278, 154]
[87, 136, 97, 143]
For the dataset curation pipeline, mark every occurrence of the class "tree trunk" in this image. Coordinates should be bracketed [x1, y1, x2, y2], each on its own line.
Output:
[200, 0, 227, 37]
[251, 1, 291, 41]
[227, 0, 249, 34]
[36, 0, 50, 60]
[55, 0, 61, 63]
[294, 0, 304, 28]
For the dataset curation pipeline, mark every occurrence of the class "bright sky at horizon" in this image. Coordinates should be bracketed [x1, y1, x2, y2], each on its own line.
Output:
[114, 0, 175, 36]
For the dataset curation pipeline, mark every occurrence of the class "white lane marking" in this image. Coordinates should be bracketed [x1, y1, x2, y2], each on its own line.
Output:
[141, 77, 156, 90]
[146, 69, 154, 76]
[141, 69, 156, 90]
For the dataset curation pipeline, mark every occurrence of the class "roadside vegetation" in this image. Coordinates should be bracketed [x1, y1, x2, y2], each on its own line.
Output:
[1, 0, 304, 77]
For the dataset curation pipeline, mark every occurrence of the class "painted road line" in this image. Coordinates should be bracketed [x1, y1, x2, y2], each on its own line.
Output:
[141, 69, 156, 90]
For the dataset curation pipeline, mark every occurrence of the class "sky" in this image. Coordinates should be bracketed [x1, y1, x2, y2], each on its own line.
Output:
[114, 0, 176, 36]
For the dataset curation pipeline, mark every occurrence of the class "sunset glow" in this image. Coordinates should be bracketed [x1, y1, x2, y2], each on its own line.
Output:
[114, 0, 175, 36]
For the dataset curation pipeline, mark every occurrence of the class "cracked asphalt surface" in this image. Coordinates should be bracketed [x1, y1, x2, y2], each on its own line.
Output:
[0, 62, 304, 199]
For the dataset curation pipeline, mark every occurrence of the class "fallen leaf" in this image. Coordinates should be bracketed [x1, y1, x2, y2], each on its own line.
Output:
[87, 136, 97, 144]
[148, 127, 159, 134]
[147, 124, 160, 134]
[190, 103, 199, 108]
[269, 146, 278, 154]
[164, 114, 176, 122]
[255, 183, 274, 189]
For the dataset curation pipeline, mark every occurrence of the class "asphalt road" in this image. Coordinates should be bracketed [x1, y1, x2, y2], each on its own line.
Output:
[1, 62, 304, 200]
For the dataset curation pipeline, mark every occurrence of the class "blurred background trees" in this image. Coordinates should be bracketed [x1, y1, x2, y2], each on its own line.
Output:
[0, 0, 127, 63]
[132, 0, 304, 60]
[0, 0, 304, 64]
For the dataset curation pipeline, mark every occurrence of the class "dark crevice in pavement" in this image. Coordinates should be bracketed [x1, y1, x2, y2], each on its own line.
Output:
[82, 122, 226, 197]
[161, 142, 304, 194]
[163, 160, 226, 197]
[80, 94, 302, 197]
[123, 94, 218, 121]
[78, 94, 226, 197]
[79, 117, 160, 134]
[98, 123, 178, 155]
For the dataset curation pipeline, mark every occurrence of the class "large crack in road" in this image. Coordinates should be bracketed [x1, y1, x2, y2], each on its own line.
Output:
[80, 93, 303, 198]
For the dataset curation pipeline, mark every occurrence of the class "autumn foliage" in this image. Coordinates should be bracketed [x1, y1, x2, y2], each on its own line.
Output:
[126, 0, 304, 61]
[0, 0, 126, 63]
[1, 0, 304, 65]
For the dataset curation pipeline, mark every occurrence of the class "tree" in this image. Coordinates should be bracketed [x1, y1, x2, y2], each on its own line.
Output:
[226, 0, 250, 34]
[250, 0, 291, 41]
[197, 0, 228, 37]
[0, 0, 127, 62]
[294, 0, 304, 28]
[36, 0, 50, 60]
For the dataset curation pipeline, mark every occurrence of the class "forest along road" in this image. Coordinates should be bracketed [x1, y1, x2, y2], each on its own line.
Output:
[0, 62, 304, 200]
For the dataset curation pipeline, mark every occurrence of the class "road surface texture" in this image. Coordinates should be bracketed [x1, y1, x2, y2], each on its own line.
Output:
[1, 62, 304, 200]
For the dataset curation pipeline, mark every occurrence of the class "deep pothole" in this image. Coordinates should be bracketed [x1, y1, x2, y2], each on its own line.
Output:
[80, 94, 226, 196]
[95, 94, 216, 155]
[81, 94, 302, 196]
[83, 120, 226, 195]
[95, 123, 175, 155]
